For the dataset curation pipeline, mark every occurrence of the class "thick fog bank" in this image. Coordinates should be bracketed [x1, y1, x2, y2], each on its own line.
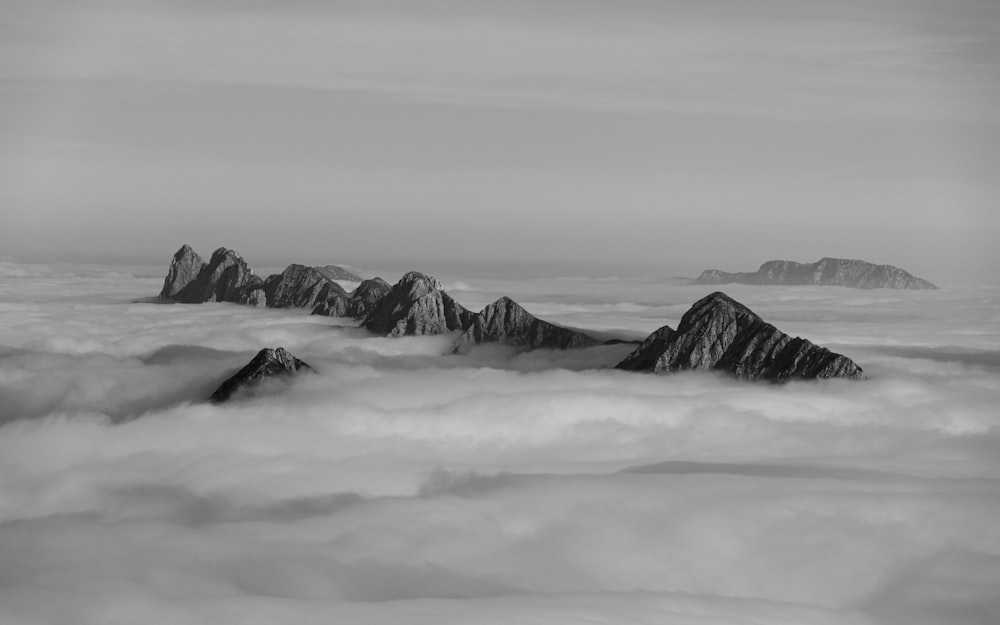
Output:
[1, 265, 998, 625]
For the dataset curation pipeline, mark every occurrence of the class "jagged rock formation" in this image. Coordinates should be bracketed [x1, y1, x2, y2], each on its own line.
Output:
[359, 273, 598, 349]
[159, 245, 365, 310]
[313, 276, 393, 318]
[160, 246, 264, 304]
[346, 277, 392, 318]
[615, 326, 675, 371]
[316, 265, 363, 282]
[209, 347, 312, 403]
[696, 258, 936, 289]
[157, 247, 601, 352]
[263, 264, 348, 309]
[362, 272, 474, 337]
[617, 292, 863, 381]
[311, 277, 391, 318]
[460, 296, 599, 349]
[159, 244, 206, 299]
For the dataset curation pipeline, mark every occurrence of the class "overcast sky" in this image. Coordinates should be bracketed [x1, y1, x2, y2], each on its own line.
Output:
[1, 0, 998, 282]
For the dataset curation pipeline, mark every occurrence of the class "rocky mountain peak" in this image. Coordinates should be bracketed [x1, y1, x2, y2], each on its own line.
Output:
[160, 244, 207, 299]
[679, 291, 757, 330]
[263, 264, 347, 309]
[362, 271, 472, 337]
[159, 244, 263, 305]
[397, 271, 444, 297]
[209, 347, 312, 403]
[617, 291, 863, 381]
[459, 296, 599, 350]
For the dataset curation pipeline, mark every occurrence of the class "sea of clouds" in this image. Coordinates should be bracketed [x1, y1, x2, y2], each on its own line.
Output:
[1, 261, 999, 625]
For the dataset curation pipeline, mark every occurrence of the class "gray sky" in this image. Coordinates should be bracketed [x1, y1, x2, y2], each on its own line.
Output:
[1, 0, 998, 282]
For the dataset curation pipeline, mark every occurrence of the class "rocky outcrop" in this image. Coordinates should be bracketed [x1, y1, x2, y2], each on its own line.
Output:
[159, 246, 362, 310]
[162, 247, 264, 304]
[312, 277, 391, 318]
[159, 244, 206, 300]
[263, 264, 348, 309]
[696, 258, 936, 289]
[316, 265, 363, 282]
[209, 347, 312, 403]
[617, 292, 863, 381]
[362, 272, 474, 337]
[459, 296, 599, 349]
[358, 273, 598, 349]
[614, 326, 675, 371]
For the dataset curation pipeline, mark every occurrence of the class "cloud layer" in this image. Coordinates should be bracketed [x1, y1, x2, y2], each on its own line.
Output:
[1, 266, 999, 624]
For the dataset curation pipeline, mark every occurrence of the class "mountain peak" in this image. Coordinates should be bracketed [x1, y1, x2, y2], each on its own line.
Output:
[210, 347, 312, 403]
[618, 293, 862, 381]
[362, 271, 472, 337]
[459, 295, 598, 350]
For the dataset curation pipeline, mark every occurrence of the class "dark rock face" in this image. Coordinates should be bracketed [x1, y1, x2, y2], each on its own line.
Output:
[159, 246, 361, 310]
[263, 264, 348, 309]
[617, 292, 863, 381]
[312, 277, 391, 318]
[161, 247, 263, 304]
[210, 347, 312, 403]
[460, 296, 599, 349]
[159, 244, 206, 299]
[696, 258, 936, 289]
[362, 272, 474, 337]
[316, 265, 363, 282]
[614, 326, 675, 371]
[347, 277, 392, 318]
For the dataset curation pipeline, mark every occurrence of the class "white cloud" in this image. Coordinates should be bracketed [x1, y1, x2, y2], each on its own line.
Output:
[1, 266, 999, 624]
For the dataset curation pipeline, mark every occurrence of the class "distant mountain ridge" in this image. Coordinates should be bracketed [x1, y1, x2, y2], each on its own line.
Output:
[696, 258, 936, 289]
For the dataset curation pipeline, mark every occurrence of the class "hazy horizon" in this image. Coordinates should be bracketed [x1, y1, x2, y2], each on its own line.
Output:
[2, 0, 999, 283]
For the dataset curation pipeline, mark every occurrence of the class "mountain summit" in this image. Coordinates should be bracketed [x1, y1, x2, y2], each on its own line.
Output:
[210, 347, 312, 403]
[617, 292, 863, 381]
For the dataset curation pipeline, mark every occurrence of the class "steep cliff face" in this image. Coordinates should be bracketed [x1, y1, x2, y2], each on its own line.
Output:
[460, 296, 599, 349]
[159, 244, 206, 300]
[362, 272, 474, 337]
[164, 247, 263, 304]
[209, 347, 312, 403]
[617, 292, 863, 381]
[263, 264, 348, 309]
[696, 258, 936, 289]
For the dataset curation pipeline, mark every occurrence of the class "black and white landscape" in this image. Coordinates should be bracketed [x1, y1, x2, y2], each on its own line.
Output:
[2, 1, 999, 625]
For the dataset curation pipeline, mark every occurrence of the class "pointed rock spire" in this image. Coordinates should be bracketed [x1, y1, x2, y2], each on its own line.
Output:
[209, 347, 312, 403]
[159, 244, 206, 300]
